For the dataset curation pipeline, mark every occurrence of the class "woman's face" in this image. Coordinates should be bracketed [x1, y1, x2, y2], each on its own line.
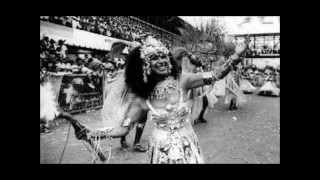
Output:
[149, 53, 172, 76]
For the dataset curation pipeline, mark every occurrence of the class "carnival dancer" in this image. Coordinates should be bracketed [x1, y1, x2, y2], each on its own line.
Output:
[63, 36, 247, 163]
[191, 63, 208, 124]
[123, 36, 247, 163]
[40, 74, 60, 132]
[195, 64, 215, 124]
[171, 48, 204, 124]
[101, 70, 148, 152]
[240, 68, 256, 94]
[225, 64, 242, 110]
[40, 73, 81, 130]
[257, 74, 280, 96]
[102, 42, 148, 152]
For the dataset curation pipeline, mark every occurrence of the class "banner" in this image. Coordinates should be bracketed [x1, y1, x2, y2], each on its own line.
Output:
[53, 74, 104, 113]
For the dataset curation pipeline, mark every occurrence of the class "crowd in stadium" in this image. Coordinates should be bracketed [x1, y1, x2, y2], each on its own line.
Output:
[246, 47, 280, 56]
[40, 34, 280, 89]
[40, 35, 123, 77]
[40, 16, 174, 49]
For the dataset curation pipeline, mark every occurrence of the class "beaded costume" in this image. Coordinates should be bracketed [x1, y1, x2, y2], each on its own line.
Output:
[146, 76, 204, 164]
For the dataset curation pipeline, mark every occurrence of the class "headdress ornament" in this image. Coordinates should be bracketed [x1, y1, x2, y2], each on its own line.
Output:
[140, 36, 169, 63]
[139, 36, 170, 83]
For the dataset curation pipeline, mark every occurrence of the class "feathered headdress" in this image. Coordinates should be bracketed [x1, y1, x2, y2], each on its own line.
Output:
[140, 36, 169, 62]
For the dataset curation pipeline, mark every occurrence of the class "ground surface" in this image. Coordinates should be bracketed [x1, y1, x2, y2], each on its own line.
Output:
[40, 94, 280, 164]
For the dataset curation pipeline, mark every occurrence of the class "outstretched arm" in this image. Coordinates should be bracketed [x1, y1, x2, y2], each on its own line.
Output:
[105, 98, 146, 138]
[183, 55, 241, 90]
[183, 42, 248, 90]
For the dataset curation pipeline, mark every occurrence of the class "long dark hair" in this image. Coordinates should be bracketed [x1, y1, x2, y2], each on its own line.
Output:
[125, 46, 180, 99]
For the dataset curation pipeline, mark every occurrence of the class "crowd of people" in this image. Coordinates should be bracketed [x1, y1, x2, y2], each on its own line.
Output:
[241, 64, 280, 88]
[40, 16, 174, 49]
[40, 35, 124, 78]
[40, 35, 126, 126]
[246, 47, 280, 56]
[40, 36, 248, 163]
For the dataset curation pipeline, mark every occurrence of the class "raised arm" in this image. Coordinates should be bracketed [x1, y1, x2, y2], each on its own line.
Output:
[183, 41, 248, 90]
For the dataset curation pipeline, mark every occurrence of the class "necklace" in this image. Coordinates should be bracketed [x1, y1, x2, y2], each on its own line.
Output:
[150, 76, 179, 100]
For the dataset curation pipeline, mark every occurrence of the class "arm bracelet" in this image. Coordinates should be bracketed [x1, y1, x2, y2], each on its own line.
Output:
[122, 117, 132, 127]
[202, 72, 218, 85]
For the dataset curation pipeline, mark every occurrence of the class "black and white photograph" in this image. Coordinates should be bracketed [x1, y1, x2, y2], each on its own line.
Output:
[40, 16, 280, 164]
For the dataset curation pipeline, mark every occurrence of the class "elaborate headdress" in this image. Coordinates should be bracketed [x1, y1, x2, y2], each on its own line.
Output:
[140, 36, 170, 82]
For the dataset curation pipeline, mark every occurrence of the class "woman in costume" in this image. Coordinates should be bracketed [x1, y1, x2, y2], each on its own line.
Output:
[63, 36, 247, 163]
[123, 36, 247, 163]
[224, 63, 246, 111]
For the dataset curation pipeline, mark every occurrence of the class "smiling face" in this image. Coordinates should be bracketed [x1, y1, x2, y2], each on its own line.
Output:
[149, 53, 172, 76]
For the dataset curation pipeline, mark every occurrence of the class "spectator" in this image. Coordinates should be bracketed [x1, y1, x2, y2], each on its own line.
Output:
[44, 16, 175, 48]
[57, 40, 68, 59]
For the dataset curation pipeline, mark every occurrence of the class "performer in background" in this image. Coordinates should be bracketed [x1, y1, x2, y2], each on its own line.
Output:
[102, 42, 148, 152]
[226, 64, 240, 110]
[257, 71, 280, 96]
[195, 63, 212, 124]
[40, 74, 59, 132]
[240, 65, 256, 94]
[171, 48, 205, 124]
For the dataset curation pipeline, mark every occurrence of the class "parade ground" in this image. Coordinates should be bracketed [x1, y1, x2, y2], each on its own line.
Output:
[40, 94, 280, 164]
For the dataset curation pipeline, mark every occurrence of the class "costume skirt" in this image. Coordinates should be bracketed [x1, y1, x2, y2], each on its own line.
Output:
[147, 122, 204, 164]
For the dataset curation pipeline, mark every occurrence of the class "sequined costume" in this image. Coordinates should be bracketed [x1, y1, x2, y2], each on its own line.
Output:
[146, 77, 204, 164]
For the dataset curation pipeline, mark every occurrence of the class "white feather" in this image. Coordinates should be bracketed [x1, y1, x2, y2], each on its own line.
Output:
[40, 82, 59, 122]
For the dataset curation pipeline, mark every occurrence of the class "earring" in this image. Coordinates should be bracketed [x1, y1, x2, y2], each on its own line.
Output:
[146, 67, 151, 75]
[143, 70, 148, 83]
[143, 62, 150, 83]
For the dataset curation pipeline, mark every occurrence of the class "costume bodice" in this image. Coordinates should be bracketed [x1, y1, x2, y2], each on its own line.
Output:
[146, 77, 191, 131]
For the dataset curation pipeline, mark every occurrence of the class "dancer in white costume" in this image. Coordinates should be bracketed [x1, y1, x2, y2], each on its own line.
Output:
[225, 64, 247, 110]
[240, 71, 256, 94]
[101, 70, 148, 151]
[40, 80, 59, 125]
[257, 75, 280, 96]
[101, 42, 149, 152]
[172, 48, 204, 125]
